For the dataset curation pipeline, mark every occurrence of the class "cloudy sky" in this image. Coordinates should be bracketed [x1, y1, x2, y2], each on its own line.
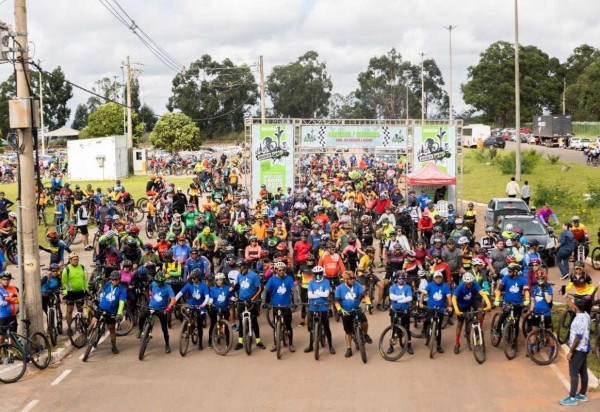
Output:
[1, 0, 599, 124]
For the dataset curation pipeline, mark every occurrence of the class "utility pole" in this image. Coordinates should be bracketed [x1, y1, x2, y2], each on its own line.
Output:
[562, 77, 566, 115]
[514, 0, 521, 180]
[38, 68, 45, 155]
[419, 52, 426, 123]
[126, 55, 133, 174]
[259, 55, 266, 123]
[444, 25, 456, 126]
[13, 0, 43, 333]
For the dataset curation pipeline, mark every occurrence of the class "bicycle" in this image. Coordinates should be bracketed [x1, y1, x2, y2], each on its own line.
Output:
[463, 310, 486, 364]
[68, 298, 94, 349]
[270, 305, 293, 360]
[179, 305, 202, 357]
[38, 205, 50, 227]
[238, 300, 260, 356]
[138, 307, 166, 361]
[82, 310, 114, 362]
[590, 235, 600, 270]
[525, 313, 558, 365]
[490, 303, 523, 360]
[211, 306, 233, 356]
[573, 241, 588, 272]
[349, 307, 368, 364]
[309, 304, 331, 361]
[0, 319, 51, 375]
[378, 309, 408, 361]
[423, 307, 448, 359]
[45, 290, 64, 346]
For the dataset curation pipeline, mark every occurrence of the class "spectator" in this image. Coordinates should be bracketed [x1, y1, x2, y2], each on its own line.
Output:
[556, 223, 575, 280]
[521, 180, 531, 206]
[538, 203, 559, 226]
[506, 177, 520, 198]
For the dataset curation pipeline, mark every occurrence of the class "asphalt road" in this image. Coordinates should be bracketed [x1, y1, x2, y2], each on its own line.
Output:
[504, 141, 591, 165]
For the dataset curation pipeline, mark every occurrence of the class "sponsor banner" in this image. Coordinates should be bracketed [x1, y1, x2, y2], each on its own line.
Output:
[300, 125, 407, 150]
[251, 123, 294, 203]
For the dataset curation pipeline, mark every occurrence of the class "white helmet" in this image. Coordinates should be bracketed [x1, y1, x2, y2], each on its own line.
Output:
[505, 224, 513, 232]
[458, 236, 469, 245]
[572, 216, 580, 222]
[462, 272, 474, 283]
[215, 272, 226, 280]
[471, 258, 484, 266]
[433, 271, 444, 279]
[312, 265, 324, 273]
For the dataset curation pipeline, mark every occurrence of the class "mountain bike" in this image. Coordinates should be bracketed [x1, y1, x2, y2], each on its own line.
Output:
[68, 298, 94, 348]
[138, 308, 165, 361]
[423, 307, 447, 359]
[464, 310, 486, 364]
[239, 300, 260, 356]
[211, 306, 233, 356]
[82, 310, 113, 362]
[0, 338, 27, 384]
[490, 303, 523, 360]
[350, 307, 368, 364]
[525, 313, 558, 365]
[271, 305, 293, 360]
[590, 234, 600, 270]
[378, 309, 408, 361]
[310, 304, 330, 361]
[0, 319, 51, 375]
[45, 290, 63, 346]
[179, 305, 202, 357]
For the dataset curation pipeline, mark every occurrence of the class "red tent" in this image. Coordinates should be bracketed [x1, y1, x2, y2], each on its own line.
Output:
[405, 162, 456, 185]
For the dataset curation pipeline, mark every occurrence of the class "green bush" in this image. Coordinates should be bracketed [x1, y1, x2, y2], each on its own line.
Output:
[496, 150, 541, 175]
[587, 182, 600, 208]
[547, 153, 561, 164]
[533, 184, 573, 208]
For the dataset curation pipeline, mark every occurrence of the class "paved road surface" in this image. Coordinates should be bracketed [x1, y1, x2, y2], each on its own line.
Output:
[504, 141, 591, 165]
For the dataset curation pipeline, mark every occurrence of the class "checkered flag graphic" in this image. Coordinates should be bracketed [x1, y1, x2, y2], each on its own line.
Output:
[317, 126, 327, 147]
[381, 126, 390, 147]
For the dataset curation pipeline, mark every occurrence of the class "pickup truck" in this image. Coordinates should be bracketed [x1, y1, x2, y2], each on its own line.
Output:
[484, 197, 531, 228]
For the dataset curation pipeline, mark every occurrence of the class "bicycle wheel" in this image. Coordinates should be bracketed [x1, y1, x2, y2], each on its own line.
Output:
[179, 319, 190, 357]
[429, 319, 438, 359]
[503, 321, 517, 360]
[591, 247, 600, 270]
[115, 308, 134, 336]
[314, 321, 322, 361]
[490, 312, 502, 347]
[594, 325, 600, 362]
[356, 325, 367, 364]
[138, 322, 153, 361]
[29, 332, 52, 369]
[57, 307, 64, 335]
[378, 325, 407, 361]
[48, 308, 57, 346]
[136, 198, 149, 212]
[471, 326, 486, 364]
[70, 229, 82, 245]
[0, 343, 27, 383]
[133, 209, 144, 224]
[522, 315, 533, 338]
[528, 330, 558, 365]
[145, 218, 155, 239]
[368, 285, 374, 315]
[410, 311, 425, 339]
[243, 317, 252, 356]
[191, 320, 199, 345]
[276, 320, 283, 360]
[212, 319, 233, 356]
[69, 317, 88, 348]
[465, 322, 472, 351]
[556, 310, 572, 344]
[82, 328, 98, 362]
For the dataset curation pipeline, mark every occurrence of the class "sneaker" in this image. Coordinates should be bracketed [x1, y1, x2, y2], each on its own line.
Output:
[289, 344, 295, 353]
[436, 346, 444, 353]
[165, 346, 171, 354]
[575, 394, 588, 402]
[304, 346, 314, 353]
[454, 344, 460, 354]
[387, 345, 395, 354]
[299, 319, 306, 326]
[84, 245, 93, 251]
[345, 348, 353, 358]
[558, 396, 577, 406]
[407, 345, 414, 355]
[111, 346, 119, 354]
[256, 342, 266, 350]
[560, 273, 570, 280]
[270, 345, 277, 352]
[234, 343, 243, 351]
[329, 346, 336, 355]
[364, 334, 373, 344]
[207, 343, 213, 349]
[197, 344, 203, 351]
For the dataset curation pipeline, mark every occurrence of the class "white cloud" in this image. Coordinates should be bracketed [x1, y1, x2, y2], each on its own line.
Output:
[1, 0, 599, 125]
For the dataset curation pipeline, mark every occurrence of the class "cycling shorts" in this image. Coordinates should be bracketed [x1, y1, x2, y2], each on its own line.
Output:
[341, 311, 366, 334]
[358, 274, 381, 287]
[530, 313, 552, 329]
[64, 291, 86, 305]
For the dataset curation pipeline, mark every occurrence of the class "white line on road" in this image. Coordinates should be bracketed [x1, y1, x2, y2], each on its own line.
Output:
[78, 333, 109, 360]
[51, 369, 71, 386]
[21, 400, 39, 412]
[549, 362, 570, 391]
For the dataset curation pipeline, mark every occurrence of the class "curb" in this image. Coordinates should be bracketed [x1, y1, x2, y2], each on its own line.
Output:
[559, 343, 599, 390]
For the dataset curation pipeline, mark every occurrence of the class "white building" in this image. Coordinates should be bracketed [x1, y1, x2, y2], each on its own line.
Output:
[67, 135, 128, 181]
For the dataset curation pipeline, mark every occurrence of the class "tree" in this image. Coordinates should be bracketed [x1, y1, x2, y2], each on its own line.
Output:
[71, 104, 89, 130]
[86, 77, 122, 112]
[139, 104, 156, 133]
[565, 55, 600, 120]
[79, 102, 143, 139]
[267, 51, 332, 118]
[167, 55, 258, 139]
[0, 74, 15, 138]
[563, 44, 599, 85]
[461, 41, 561, 126]
[328, 92, 364, 119]
[422, 59, 448, 118]
[150, 112, 200, 153]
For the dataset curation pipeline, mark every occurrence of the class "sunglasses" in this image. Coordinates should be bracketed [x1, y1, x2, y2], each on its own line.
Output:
[347, 277, 356, 280]
[532, 263, 539, 266]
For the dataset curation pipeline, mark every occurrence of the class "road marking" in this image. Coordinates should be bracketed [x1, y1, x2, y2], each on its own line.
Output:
[549, 363, 570, 391]
[51, 369, 71, 386]
[78, 333, 109, 360]
[21, 400, 39, 412]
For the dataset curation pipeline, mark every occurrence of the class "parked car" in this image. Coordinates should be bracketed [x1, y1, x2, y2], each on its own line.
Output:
[570, 137, 590, 150]
[483, 136, 506, 149]
[484, 197, 531, 228]
[497, 215, 555, 266]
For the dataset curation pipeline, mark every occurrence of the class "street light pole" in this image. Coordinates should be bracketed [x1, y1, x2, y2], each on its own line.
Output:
[444, 25, 456, 126]
[514, 0, 521, 180]
[562, 77, 566, 115]
[420, 52, 426, 123]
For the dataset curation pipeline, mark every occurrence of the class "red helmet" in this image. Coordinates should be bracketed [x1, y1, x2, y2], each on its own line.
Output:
[275, 211, 283, 218]
[276, 242, 287, 251]
[46, 230, 58, 240]
[204, 204, 212, 211]
[506, 256, 517, 264]
[128, 226, 140, 235]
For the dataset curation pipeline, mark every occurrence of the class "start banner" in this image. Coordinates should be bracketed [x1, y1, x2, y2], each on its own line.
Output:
[300, 125, 407, 150]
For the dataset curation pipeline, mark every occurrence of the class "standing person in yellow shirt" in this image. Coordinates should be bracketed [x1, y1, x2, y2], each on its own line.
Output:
[356, 246, 384, 310]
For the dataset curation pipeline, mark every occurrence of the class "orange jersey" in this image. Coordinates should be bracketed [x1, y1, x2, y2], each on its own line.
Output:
[318, 252, 346, 278]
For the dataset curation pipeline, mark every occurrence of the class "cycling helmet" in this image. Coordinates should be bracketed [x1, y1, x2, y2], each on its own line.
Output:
[468, 202, 474, 207]
[529, 239, 539, 247]
[68, 252, 79, 260]
[249, 235, 258, 242]
[49, 263, 61, 271]
[237, 217, 245, 223]
[505, 224, 513, 232]
[8, 212, 16, 218]
[418, 269, 429, 278]
[514, 227, 524, 235]
[462, 272, 474, 283]
[129, 226, 140, 235]
[106, 230, 116, 239]
[433, 226, 442, 232]
[273, 261, 286, 269]
[215, 272, 226, 281]
[112, 214, 120, 220]
[574, 260, 585, 269]
[458, 236, 469, 245]
[432, 237, 443, 244]
[432, 251, 442, 258]
[125, 238, 137, 248]
[485, 226, 495, 232]
[220, 240, 229, 247]
[455, 218, 463, 225]
[507, 263, 521, 271]
[312, 265, 324, 274]
[98, 239, 108, 249]
[321, 234, 330, 241]
[80, 198, 88, 204]
[433, 270, 444, 279]
[406, 250, 416, 258]
[154, 270, 166, 283]
[506, 255, 517, 263]
[136, 265, 148, 277]
[348, 236, 356, 244]
[189, 269, 201, 280]
[389, 229, 397, 236]
[471, 258, 484, 266]
[238, 259, 250, 268]
[446, 239, 456, 245]
[122, 259, 132, 267]
[530, 258, 541, 265]
[109, 271, 121, 280]
[572, 216, 580, 222]
[266, 227, 275, 234]
[46, 230, 58, 240]
[143, 243, 153, 251]
[163, 250, 173, 260]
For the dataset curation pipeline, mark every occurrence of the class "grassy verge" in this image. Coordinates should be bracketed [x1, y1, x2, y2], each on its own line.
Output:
[552, 304, 600, 379]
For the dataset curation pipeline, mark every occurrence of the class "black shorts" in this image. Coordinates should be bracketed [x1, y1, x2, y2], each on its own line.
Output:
[358, 275, 381, 287]
[457, 299, 481, 321]
[78, 225, 88, 235]
[64, 291, 86, 305]
[530, 313, 552, 329]
[0, 315, 17, 332]
[341, 311, 367, 334]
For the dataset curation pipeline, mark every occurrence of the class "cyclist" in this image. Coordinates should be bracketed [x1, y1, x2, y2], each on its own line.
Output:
[304, 265, 335, 354]
[480, 226, 499, 250]
[175, 269, 209, 350]
[0, 272, 18, 339]
[564, 261, 595, 313]
[162, 250, 183, 294]
[493, 263, 530, 343]
[419, 271, 453, 354]
[570, 216, 589, 259]
[526, 271, 554, 358]
[265, 261, 296, 353]
[335, 270, 372, 358]
[39, 230, 72, 266]
[463, 202, 477, 233]
[208, 272, 232, 349]
[62, 252, 88, 336]
[357, 246, 384, 310]
[138, 270, 176, 353]
[233, 260, 266, 350]
[388, 271, 414, 355]
[41, 263, 62, 315]
[94, 271, 127, 354]
[319, 241, 346, 284]
[451, 272, 492, 354]
[296, 253, 316, 326]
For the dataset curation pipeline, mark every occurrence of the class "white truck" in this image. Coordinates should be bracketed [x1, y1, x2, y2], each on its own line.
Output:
[461, 124, 491, 148]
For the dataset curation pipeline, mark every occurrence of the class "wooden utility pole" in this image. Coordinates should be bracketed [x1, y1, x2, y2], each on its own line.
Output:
[126, 55, 133, 173]
[14, 0, 43, 333]
[259, 55, 266, 123]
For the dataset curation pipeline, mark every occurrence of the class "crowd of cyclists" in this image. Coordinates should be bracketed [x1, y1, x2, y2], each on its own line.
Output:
[0, 149, 597, 374]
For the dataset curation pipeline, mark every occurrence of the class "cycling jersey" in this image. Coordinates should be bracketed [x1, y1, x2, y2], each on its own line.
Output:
[209, 285, 232, 311]
[236, 271, 261, 301]
[319, 252, 345, 278]
[98, 282, 127, 314]
[531, 284, 553, 316]
[149, 282, 175, 311]
[0, 287, 13, 318]
[500, 274, 528, 304]
[389, 283, 412, 311]
[265, 275, 295, 307]
[453, 282, 482, 310]
[296, 265, 314, 289]
[424, 282, 451, 312]
[335, 282, 365, 312]
[307, 278, 330, 312]
[164, 261, 182, 279]
[179, 282, 209, 307]
[61, 264, 87, 293]
[41, 275, 61, 293]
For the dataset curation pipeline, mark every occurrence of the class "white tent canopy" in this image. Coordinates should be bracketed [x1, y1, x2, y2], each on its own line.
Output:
[44, 126, 79, 137]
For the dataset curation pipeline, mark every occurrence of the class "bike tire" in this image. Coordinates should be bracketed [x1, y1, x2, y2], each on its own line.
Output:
[133, 209, 144, 224]
[179, 319, 190, 357]
[594, 324, 600, 362]
[557, 310, 571, 345]
[138, 322, 152, 361]
[528, 330, 558, 365]
[465, 322, 472, 351]
[471, 326, 486, 364]
[503, 321, 517, 360]
[378, 325, 407, 361]
[29, 332, 52, 369]
[70, 229, 82, 245]
[490, 312, 501, 347]
[314, 321, 321, 361]
[0, 343, 27, 383]
[6, 242, 17, 265]
[276, 320, 283, 360]
[429, 319, 438, 359]
[243, 317, 252, 356]
[136, 198, 148, 212]
[410, 310, 425, 339]
[145, 219, 155, 239]
[591, 247, 600, 271]
[522, 315, 533, 338]
[69, 317, 88, 348]
[115, 308, 134, 336]
[191, 320, 199, 345]
[212, 319, 233, 356]
[356, 325, 367, 364]
[48, 308, 57, 346]
[57, 307, 64, 335]
[266, 307, 274, 329]
[82, 328, 98, 362]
